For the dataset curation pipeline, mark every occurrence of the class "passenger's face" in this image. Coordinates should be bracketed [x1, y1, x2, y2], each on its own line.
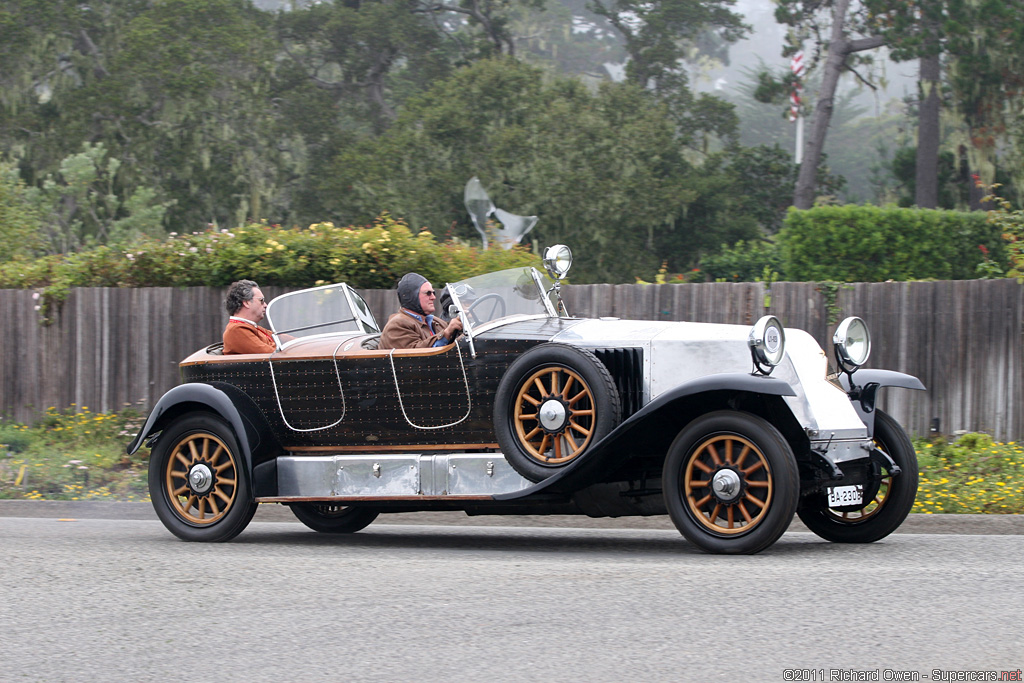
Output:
[244, 287, 268, 323]
[418, 281, 436, 315]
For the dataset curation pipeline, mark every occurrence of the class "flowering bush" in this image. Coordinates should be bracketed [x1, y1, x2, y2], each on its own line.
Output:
[984, 188, 1024, 281]
[0, 213, 539, 318]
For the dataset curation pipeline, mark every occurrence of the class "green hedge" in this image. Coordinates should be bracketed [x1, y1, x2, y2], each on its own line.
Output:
[0, 214, 539, 314]
[778, 205, 1008, 282]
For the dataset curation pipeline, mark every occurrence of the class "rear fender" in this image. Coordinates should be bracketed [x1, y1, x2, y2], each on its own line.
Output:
[126, 383, 276, 474]
[496, 373, 797, 499]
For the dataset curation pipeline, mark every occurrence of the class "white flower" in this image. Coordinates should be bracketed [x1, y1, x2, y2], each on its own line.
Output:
[32, 292, 39, 300]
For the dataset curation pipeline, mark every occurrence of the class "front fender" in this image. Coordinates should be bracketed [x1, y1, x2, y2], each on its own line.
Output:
[496, 373, 797, 499]
[839, 369, 926, 434]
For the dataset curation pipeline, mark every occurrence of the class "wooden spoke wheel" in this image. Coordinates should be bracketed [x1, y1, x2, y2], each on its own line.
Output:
[495, 343, 620, 482]
[797, 410, 918, 544]
[149, 414, 257, 542]
[289, 503, 379, 533]
[664, 411, 799, 555]
[164, 431, 239, 526]
[513, 365, 596, 466]
[683, 434, 773, 535]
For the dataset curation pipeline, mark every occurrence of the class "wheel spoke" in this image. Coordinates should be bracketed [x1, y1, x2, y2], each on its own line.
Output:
[743, 493, 766, 509]
[568, 390, 589, 406]
[738, 500, 753, 523]
[214, 488, 232, 505]
[561, 375, 575, 399]
[734, 445, 750, 468]
[553, 437, 562, 461]
[694, 493, 712, 507]
[198, 497, 206, 520]
[218, 477, 237, 487]
[208, 496, 220, 517]
[724, 439, 733, 465]
[569, 420, 591, 436]
[172, 484, 189, 497]
[564, 431, 579, 452]
[538, 434, 550, 456]
[533, 378, 547, 395]
[692, 459, 713, 474]
[201, 438, 210, 460]
[742, 461, 765, 476]
[549, 370, 559, 395]
[690, 480, 711, 487]
[746, 480, 770, 488]
[709, 504, 722, 522]
[707, 443, 722, 466]
[517, 412, 538, 422]
[727, 505, 734, 528]
[208, 444, 223, 466]
[174, 450, 191, 468]
[188, 440, 200, 461]
[213, 461, 232, 474]
[522, 394, 541, 407]
[524, 426, 541, 440]
[570, 409, 594, 417]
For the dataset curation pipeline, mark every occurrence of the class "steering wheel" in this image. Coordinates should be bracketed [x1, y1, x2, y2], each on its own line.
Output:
[466, 293, 506, 325]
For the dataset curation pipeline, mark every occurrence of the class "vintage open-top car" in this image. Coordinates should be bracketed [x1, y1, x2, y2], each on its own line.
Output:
[129, 246, 925, 554]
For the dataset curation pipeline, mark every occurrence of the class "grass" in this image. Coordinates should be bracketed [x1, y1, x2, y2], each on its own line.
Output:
[1, 407, 1022, 513]
[0, 406, 150, 502]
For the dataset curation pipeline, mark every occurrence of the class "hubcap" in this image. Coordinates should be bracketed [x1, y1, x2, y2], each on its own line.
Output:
[539, 399, 568, 432]
[189, 463, 214, 494]
[712, 468, 742, 501]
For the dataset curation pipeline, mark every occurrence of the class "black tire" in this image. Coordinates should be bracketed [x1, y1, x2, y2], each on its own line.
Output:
[663, 410, 799, 555]
[148, 413, 257, 542]
[494, 343, 621, 482]
[289, 503, 379, 533]
[797, 410, 918, 543]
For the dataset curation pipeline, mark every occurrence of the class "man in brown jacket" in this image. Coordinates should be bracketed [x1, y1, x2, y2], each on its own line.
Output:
[379, 273, 462, 350]
[222, 279, 276, 354]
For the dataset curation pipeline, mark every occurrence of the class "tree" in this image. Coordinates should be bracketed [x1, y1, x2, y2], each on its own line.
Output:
[774, 0, 885, 209]
[318, 58, 757, 282]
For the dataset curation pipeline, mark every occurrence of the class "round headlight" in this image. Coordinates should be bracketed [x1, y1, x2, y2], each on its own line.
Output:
[833, 316, 871, 368]
[542, 244, 572, 280]
[748, 315, 786, 373]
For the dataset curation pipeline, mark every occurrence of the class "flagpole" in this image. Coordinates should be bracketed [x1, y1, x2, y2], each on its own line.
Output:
[790, 51, 805, 165]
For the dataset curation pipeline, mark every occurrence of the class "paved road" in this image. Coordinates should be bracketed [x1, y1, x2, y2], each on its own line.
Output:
[2, 505, 1023, 682]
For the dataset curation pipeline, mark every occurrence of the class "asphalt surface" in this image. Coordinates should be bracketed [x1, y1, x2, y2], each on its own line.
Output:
[1, 499, 1022, 534]
[2, 512, 1022, 681]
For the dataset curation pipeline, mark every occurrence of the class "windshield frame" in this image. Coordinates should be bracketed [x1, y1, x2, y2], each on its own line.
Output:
[446, 266, 562, 345]
[266, 282, 379, 350]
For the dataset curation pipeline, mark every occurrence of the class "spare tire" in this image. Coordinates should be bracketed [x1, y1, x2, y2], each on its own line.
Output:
[494, 343, 621, 482]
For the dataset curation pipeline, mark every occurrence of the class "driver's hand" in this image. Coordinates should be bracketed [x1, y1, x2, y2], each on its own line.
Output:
[444, 316, 463, 340]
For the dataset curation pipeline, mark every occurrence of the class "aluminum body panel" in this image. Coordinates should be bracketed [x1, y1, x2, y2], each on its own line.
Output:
[277, 452, 533, 498]
[811, 437, 875, 464]
[553, 318, 868, 443]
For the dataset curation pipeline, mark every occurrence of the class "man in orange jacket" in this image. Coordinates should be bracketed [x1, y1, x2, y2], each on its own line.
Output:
[222, 280, 276, 354]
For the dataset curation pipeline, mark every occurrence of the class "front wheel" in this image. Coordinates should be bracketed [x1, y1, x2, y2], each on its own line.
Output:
[289, 503, 379, 533]
[797, 410, 918, 543]
[148, 414, 257, 542]
[663, 410, 799, 555]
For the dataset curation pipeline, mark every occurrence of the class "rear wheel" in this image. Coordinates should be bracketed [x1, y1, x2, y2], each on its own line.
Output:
[148, 414, 257, 542]
[289, 503, 379, 533]
[663, 410, 799, 554]
[797, 410, 917, 543]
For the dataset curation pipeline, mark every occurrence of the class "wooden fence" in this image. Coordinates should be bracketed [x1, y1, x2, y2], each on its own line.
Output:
[2, 279, 1021, 440]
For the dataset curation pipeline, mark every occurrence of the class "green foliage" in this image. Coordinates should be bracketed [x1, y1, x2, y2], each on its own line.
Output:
[700, 239, 783, 283]
[0, 407, 151, 502]
[0, 162, 45, 261]
[778, 204, 1008, 282]
[320, 58, 759, 283]
[913, 433, 1024, 514]
[984, 187, 1024, 281]
[0, 214, 538, 316]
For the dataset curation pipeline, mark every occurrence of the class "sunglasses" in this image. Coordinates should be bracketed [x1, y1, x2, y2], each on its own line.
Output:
[423, 290, 436, 297]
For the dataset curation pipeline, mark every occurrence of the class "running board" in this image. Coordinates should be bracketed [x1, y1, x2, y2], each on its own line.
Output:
[266, 452, 534, 500]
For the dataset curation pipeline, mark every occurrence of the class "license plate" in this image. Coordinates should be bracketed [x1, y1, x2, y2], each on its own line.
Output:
[827, 484, 864, 507]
